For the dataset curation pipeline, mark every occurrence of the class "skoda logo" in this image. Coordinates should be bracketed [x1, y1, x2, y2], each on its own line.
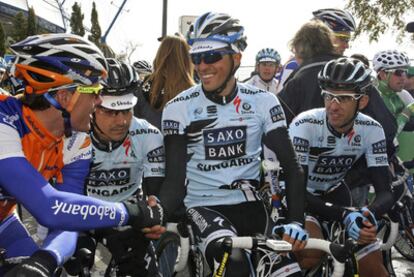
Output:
[354, 135, 361, 143]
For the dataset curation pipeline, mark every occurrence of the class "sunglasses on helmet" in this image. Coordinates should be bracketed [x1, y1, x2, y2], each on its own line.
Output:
[190, 50, 235, 65]
[385, 69, 408, 77]
[321, 90, 363, 104]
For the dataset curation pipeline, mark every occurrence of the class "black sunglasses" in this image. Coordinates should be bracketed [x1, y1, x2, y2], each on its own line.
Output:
[385, 69, 408, 77]
[191, 50, 234, 65]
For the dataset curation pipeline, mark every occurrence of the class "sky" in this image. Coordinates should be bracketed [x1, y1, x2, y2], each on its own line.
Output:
[59, 0, 413, 77]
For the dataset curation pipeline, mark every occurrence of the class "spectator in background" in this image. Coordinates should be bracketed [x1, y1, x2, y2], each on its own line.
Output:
[313, 8, 356, 55]
[134, 35, 194, 130]
[278, 20, 339, 125]
[245, 48, 281, 94]
[404, 66, 414, 96]
[276, 8, 356, 94]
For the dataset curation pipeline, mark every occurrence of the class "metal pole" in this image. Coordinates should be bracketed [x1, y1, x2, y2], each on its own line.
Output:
[161, 0, 168, 38]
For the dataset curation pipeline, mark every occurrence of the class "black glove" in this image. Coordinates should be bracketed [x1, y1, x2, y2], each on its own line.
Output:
[5, 250, 57, 277]
[123, 199, 164, 230]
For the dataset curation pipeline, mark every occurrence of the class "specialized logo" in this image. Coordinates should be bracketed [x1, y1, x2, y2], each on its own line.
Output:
[233, 96, 241, 113]
[203, 126, 247, 160]
[293, 137, 309, 153]
[372, 140, 387, 154]
[313, 155, 356, 174]
[269, 105, 285, 123]
[123, 137, 132, 156]
[147, 146, 164, 163]
[163, 120, 179, 135]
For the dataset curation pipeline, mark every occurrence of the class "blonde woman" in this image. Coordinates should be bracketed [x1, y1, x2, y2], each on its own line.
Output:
[134, 35, 195, 129]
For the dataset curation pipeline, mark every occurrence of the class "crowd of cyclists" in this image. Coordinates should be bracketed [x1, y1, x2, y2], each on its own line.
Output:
[0, 6, 413, 277]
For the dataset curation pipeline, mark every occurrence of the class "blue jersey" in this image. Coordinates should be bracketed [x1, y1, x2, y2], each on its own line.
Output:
[289, 108, 389, 194]
[162, 83, 287, 208]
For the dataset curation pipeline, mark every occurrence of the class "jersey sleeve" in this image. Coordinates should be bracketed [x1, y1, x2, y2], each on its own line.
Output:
[288, 115, 312, 166]
[59, 132, 92, 194]
[261, 93, 287, 133]
[141, 124, 165, 178]
[0, 157, 129, 230]
[0, 122, 25, 160]
[365, 125, 389, 167]
[162, 99, 189, 136]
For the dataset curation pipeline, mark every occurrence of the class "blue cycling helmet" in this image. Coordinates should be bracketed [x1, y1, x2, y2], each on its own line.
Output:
[313, 8, 356, 32]
[256, 48, 281, 64]
[187, 12, 247, 54]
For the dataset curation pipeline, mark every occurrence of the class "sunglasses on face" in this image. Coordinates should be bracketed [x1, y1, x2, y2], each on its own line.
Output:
[334, 33, 351, 43]
[76, 84, 103, 95]
[190, 50, 234, 65]
[385, 69, 408, 77]
[97, 106, 132, 117]
[321, 90, 363, 104]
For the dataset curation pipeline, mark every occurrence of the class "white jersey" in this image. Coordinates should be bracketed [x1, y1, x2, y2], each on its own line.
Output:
[289, 108, 388, 195]
[245, 75, 278, 95]
[162, 82, 287, 208]
[85, 117, 165, 202]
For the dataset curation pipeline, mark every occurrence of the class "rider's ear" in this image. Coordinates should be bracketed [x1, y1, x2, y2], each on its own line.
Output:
[233, 53, 242, 67]
[358, 95, 369, 110]
[54, 89, 72, 108]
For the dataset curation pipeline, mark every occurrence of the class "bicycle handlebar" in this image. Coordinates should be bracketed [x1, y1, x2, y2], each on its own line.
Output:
[165, 223, 350, 277]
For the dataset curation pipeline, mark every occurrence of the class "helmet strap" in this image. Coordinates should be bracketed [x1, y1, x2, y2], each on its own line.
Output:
[44, 92, 73, 138]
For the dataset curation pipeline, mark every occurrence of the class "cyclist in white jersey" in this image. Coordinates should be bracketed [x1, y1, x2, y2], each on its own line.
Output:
[289, 58, 393, 277]
[64, 59, 164, 277]
[159, 12, 308, 276]
[245, 48, 281, 94]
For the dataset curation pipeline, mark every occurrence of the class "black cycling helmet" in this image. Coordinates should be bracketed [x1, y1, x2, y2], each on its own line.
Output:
[318, 57, 372, 93]
[313, 8, 356, 32]
[100, 58, 138, 110]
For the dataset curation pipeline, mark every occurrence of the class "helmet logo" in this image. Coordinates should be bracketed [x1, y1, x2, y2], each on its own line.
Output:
[70, 58, 81, 63]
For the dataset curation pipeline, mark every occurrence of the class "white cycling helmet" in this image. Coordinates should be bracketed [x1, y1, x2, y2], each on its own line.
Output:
[313, 8, 356, 32]
[187, 12, 247, 54]
[256, 48, 281, 64]
[372, 50, 410, 72]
